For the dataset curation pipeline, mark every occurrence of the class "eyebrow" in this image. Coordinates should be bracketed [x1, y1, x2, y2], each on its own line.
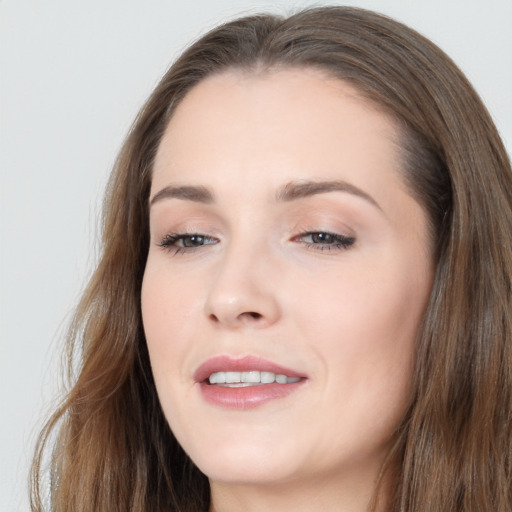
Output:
[149, 179, 381, 211]
[276, 180, 382, 210]
[150, 185, 214, 206]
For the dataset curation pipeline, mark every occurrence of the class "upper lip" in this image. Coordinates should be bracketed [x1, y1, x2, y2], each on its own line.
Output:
[193, 355, 306, 383]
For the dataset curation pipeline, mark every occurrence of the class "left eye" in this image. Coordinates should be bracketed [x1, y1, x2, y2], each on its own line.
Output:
[297, 231, 355, 250]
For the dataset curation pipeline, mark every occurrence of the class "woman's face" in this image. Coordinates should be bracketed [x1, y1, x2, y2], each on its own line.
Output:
[142, 69, 433, 492]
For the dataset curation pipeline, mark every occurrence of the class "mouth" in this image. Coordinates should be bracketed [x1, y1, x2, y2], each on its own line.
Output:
[194, 355, 307, 409]
[208, 370, 301, 387]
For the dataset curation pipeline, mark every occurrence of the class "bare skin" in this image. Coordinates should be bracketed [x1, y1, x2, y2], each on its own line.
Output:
[142, 68, 434, 512]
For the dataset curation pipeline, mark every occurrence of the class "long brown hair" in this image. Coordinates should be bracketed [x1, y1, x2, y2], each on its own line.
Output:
[31, 7, 512, 512]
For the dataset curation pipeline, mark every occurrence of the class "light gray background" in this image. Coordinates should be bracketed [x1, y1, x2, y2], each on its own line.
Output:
[1, 1, 511, 510]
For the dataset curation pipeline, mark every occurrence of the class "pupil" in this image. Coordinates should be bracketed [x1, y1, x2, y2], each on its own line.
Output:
[184, 235, 204, 247]
[313, 233, 333, 244]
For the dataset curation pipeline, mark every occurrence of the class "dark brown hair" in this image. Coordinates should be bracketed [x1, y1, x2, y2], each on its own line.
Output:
[31, 6, 512, 512]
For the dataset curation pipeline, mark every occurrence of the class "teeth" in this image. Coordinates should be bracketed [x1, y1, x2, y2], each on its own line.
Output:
[208, 370, 300, 385]
[275, 374, 287, 384]
[260, 371, 275, 384]
[225, 371, 241, 383]
[242, 371, 260, 383]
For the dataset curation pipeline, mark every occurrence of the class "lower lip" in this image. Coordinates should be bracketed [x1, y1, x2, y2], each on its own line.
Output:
[198, 381, 305, 410]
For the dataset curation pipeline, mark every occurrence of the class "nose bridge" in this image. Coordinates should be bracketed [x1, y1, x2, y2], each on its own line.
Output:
[204, 229, 281, 328]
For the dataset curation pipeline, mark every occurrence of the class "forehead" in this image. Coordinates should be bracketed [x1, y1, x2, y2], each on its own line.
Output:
[152, 68, 405, 202]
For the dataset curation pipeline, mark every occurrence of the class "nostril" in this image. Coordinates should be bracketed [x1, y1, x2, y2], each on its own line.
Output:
[244, 312, 262, 320]
[207, 311, 263, 325]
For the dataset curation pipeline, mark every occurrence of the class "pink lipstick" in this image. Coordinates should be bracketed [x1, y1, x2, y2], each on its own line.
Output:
[194, 355, 306, 410]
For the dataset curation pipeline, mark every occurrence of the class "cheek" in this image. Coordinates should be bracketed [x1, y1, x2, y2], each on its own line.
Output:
[294, 261, 427, 343]
[141, 260, 199, 385]
[291, 256, 430, 405]
[142, 256, 198, 332]
[141, 261, 206, 443]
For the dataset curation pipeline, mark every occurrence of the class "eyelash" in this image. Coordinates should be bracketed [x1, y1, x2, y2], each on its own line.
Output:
[158, 232, 219, 255]
[157, 230, 355, 255]
[294, 231, 356, 251]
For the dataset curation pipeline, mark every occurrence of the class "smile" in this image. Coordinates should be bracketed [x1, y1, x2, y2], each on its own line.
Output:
[208, 370, 301, 386]
[195, 355, 307, 409]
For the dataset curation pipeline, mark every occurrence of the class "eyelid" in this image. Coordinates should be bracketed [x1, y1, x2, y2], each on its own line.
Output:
[292, 230, 356, 251]
[154, 224, 356, 256]
[157, 231, 219, 255]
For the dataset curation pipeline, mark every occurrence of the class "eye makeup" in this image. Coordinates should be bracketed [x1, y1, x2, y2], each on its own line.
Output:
[293, 230, 356, 251]
[158, 232, 219, 255]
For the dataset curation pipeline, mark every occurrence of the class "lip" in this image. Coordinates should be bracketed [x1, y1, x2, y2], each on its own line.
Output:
[194, 355, 307, 410]
[193, 355, 305, 382]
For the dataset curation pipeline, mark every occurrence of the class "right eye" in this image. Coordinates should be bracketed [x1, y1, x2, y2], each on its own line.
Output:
[158, 233, 218, 254]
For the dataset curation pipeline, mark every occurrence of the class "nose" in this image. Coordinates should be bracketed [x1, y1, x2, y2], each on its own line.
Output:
[204, 246, 281, 329]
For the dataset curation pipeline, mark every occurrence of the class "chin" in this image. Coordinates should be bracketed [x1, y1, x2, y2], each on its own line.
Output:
[183, 435, 304, 485]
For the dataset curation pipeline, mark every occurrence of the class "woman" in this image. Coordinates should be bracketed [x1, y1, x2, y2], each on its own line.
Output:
[31, 6, 512, 512]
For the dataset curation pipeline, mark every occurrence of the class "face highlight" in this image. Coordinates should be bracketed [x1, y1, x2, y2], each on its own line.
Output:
[141, 69, 433, 503]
